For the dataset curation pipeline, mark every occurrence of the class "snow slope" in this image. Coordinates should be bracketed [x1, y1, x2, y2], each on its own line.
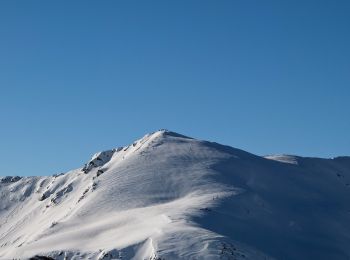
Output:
[0, 130, 349, 260]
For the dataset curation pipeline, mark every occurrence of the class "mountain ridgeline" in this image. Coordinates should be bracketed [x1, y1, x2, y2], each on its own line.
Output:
[0, 130, 349, 260]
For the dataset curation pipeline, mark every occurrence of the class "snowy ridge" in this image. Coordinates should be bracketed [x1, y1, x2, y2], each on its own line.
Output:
[264, 155, 299, 165]
[0, 130, 349, 260]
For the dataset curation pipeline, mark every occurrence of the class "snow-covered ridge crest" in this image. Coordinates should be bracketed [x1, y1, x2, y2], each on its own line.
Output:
[80, 129, 192, 175]
[264, 154, 299, 165]
[0, 130, 349, 260]
[81, 130, 165, 174]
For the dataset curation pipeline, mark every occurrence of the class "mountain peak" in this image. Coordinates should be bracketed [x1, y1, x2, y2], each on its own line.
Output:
[80, 129, 194, 175]
[1, 131, 349, 260]
[156, 129, 193, 139]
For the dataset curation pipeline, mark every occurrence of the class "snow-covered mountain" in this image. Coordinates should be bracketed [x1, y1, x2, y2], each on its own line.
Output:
[0, 130, 349, 260]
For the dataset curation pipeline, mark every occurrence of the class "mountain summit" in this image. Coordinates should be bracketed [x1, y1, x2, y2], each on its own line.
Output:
[0, 130, 349, 259]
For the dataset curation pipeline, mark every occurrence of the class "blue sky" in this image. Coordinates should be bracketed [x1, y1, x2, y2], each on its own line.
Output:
[0, 1, 349, 176]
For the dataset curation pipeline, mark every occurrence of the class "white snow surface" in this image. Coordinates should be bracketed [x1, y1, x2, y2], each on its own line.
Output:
[264, 155, 299, 165]
[0, 130, 349, 260]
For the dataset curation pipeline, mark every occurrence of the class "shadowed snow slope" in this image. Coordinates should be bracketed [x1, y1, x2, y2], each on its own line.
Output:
[0, 130, 349, 260]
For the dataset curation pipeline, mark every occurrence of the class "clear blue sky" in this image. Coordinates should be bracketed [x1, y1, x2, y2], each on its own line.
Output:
[0, 1, 349, 176]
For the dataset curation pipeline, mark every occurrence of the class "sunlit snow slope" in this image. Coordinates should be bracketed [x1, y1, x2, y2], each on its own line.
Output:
[0, 130, 349, 260]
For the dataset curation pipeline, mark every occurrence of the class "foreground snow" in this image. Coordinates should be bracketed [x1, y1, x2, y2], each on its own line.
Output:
[0, 130, 349, 259]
